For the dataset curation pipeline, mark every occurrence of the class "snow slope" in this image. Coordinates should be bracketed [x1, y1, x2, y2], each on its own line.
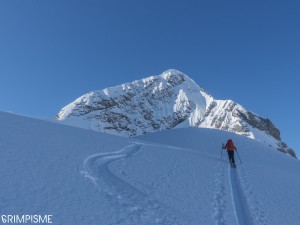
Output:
[1, 111, 300, 225]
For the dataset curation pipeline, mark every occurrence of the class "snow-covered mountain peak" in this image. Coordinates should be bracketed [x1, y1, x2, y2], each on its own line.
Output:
[161, 69, 187, 82]
[161, 68, 185, 77]
[97, 69, 196, 98]
[56, 70, 296, 158]
[160, 69, 201, 90]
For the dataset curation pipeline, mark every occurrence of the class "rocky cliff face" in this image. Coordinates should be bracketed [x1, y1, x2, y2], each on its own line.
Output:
[56, 69, 296, 158]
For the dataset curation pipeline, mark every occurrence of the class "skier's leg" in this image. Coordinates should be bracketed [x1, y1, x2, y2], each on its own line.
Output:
[232, 151, 235, 164]
[227, 151, 231, 163]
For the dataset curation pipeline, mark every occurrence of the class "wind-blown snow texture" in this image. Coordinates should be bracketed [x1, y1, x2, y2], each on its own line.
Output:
[1, 111, 300, 225]
[56, 69, 296, 158]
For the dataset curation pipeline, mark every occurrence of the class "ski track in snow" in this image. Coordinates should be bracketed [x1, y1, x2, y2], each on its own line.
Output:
[82, 140, 267, 225]
[236, 166, 268, 225]
[212, 161, 227, 225]
[82, 142, 190, 225]
[229, 166, 254, 225]
[213, 161, 268, 225]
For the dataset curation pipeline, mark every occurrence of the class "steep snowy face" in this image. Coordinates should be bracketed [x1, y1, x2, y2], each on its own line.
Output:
[202, 100, 296, 157]
[56, 70, 207, 136]
[56, 69, 296, 158]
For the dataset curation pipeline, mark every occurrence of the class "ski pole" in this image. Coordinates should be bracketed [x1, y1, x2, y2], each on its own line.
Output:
[220, 144, 224, 161]
[220, 149, 223, 161]
[236, 149, 242, 164]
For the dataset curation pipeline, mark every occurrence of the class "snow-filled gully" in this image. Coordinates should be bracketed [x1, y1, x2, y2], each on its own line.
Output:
[82, 143, 190, 225]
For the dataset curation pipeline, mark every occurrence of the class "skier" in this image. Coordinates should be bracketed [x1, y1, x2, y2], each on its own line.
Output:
[222, 139, 237, 167]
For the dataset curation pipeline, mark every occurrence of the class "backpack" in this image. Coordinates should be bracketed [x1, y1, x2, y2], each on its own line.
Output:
[226, 139, 235, 151]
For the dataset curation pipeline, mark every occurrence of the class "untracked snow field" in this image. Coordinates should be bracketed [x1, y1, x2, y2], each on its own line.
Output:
[0, 111, 300, 225]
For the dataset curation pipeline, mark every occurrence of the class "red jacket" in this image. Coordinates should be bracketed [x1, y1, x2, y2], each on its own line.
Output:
[224, 139, 236, 151]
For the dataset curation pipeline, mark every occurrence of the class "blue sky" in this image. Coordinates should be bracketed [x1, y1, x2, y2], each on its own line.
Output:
[0, 0, 299, 155]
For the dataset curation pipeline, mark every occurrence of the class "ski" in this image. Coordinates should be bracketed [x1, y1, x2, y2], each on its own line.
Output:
[230, 162, 236, 168]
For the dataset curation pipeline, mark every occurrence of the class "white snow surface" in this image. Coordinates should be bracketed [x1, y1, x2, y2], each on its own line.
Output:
[1, 111, 300, 225]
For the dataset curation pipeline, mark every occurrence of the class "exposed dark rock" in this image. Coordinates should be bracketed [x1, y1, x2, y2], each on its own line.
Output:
[237, 110, 281, 140]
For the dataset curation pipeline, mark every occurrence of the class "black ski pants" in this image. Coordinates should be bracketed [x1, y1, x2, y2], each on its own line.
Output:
[227, 150, 235, 164]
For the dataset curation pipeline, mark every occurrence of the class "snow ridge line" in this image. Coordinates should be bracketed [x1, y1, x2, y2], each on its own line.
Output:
[212, 161, 227, 225]
[229, 167, 254, 225]
[137, 142, 217, 161]
[82, 142, 189, 225]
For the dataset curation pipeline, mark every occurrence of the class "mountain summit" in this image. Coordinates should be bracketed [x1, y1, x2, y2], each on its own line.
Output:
[56, 69, 296, 158]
